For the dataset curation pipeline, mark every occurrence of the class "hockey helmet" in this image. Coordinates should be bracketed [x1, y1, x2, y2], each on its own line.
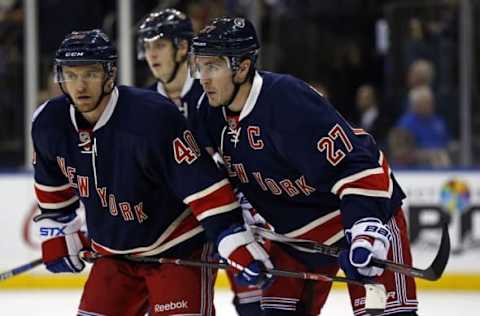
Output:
[137, 8, 193, 60]
[54, 29, 117, 82]
[190, 16, 259, 72]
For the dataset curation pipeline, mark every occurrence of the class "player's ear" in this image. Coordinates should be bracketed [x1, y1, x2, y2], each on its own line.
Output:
[176, 39, 189, 62]
[107, 66, 117, 89]
[236, 59, 251, 82]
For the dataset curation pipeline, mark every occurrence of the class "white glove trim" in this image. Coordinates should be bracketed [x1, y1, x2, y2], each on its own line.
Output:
[218, 229, 255, 259]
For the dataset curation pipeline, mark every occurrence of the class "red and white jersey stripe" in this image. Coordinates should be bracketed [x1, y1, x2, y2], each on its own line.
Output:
[285, 209, 344, 246]
[34, 182, 78, 210]
[331, 151, 392, 199]
[184, 179, 240, 221]
[91, 208, 203, 256]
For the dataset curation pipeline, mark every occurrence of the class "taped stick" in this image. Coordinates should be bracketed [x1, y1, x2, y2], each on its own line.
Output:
[80, 250, 369, 287]
[80, 251, 387, 314]
[0, 258, 43, 281]
[251, 222, 450, 281]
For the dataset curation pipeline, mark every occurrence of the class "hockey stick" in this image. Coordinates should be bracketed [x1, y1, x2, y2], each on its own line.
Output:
[0, 258, 43, 281]
[79, 249, 387, 314]
[250, 222, 450, 281]
[79, 250, 371, 287]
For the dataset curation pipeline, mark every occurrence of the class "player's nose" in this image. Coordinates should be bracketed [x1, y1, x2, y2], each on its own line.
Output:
[74, 81, 88, 92]
[200, 77, 211, 86]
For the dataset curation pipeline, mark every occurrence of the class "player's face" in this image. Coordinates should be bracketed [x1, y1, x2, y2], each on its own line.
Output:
[61, 64, 106, 112]
[144, 38, 177, 83]
[192, 56, 234, 107]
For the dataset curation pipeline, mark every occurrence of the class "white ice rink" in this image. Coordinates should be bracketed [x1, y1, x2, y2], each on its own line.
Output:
[0, 289, 478, 315]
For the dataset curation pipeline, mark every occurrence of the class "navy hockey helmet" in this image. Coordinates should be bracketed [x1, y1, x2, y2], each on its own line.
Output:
[54, 29, 117, 82]
[191, 17, 259, 72]
[137, 8, 193, 60]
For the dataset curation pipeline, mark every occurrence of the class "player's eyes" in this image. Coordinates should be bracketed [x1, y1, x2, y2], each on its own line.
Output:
[86, 72, 101, 80]
[62, 71, 101, 81]
[145, 42, 166, 50]
[207, 64, 221, 72]
[63, 73, 77, 81]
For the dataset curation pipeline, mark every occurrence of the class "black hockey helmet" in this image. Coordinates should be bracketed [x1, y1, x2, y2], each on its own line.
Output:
[54, 29, 117, 82]
[191, 17, 259, 71]
[137, 8, 193, 60]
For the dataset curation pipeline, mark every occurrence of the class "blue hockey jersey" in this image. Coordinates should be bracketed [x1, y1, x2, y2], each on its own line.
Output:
[146, 73, 203, 120]
[197, 71, 406, 248]
[32, 86, 242, 257]
[146, 73, 212, 148]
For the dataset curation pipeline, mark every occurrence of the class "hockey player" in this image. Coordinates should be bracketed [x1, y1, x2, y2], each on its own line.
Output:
[137, 9, 202, 123]
[31, 29, 273, 316]
[190, 17, 418, 316]
[137, 9, 264, 315]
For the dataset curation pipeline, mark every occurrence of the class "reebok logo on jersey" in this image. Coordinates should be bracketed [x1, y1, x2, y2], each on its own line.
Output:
[154, 300, 188, 313]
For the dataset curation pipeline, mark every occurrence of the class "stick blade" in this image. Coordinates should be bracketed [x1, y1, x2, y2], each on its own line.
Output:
[424, 221, 451, 281]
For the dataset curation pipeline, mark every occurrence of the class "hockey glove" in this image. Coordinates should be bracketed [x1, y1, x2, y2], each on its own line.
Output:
[34, 212, 89, 273]
[339, 218, 391, 280]
[217, 224, 274, 289]
[238, 191, 275, 253]
[237, 191, 273, 230]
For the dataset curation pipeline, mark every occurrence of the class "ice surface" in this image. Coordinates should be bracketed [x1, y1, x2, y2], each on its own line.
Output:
[0, 289, 478, 315]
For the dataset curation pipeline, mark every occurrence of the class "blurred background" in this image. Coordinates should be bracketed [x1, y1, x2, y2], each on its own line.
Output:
[0, 0, 479, 312]
[1, 0, 480, 169]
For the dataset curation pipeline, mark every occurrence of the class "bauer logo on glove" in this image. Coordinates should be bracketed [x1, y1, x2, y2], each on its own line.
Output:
[339, 218, 392, 280]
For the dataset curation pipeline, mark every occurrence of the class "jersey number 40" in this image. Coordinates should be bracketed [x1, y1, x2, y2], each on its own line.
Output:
[173, 130, 201, 164]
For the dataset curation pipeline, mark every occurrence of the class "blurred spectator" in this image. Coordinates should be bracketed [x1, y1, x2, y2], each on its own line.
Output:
[407, 59, 435, 90]
[387, 127, 416, 168]
[403, 18, 434, 69]
[400, 58, 435, 114]
[395, 85, 451, 167]
[354, 84, 390, 146]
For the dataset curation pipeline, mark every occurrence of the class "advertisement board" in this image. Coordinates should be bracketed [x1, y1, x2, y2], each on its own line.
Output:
[1, 171, 479, 289]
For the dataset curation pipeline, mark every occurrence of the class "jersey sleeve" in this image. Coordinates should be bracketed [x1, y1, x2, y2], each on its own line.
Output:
[270, 77, 395, 228]
[31, 104, 79, 215]
[148, 105, 242, 239]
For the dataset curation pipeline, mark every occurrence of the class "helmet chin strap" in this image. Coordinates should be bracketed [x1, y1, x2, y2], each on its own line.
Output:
[163, 60, 181, 84]
[223, 70, 248, 110]
[162, 44, 187, 85]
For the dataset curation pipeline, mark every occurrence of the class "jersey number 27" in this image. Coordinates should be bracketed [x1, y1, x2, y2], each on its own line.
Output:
[317, 124, 353, 166]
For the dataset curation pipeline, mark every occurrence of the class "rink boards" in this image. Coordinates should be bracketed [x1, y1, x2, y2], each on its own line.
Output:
[1, 171, 479, 290]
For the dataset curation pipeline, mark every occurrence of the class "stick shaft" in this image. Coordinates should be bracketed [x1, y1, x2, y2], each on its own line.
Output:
[252, 224, 450, 281]
[0, 258, 43, 281]
[80, 251, 367, 286]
